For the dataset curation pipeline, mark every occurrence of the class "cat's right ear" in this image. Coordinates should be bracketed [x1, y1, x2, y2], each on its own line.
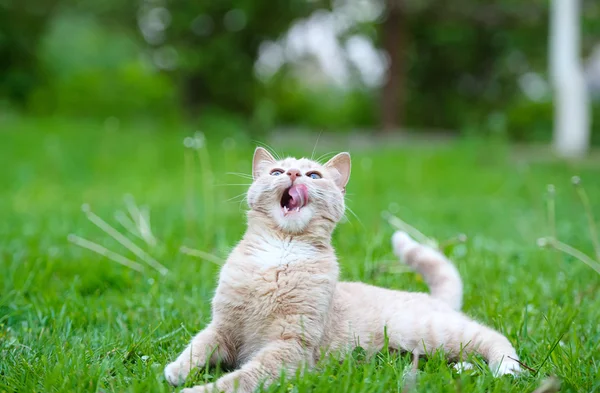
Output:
[252, 147, 276, 179]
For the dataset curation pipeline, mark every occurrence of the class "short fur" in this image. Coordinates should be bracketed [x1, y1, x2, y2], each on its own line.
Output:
[164, 148, 521, 392]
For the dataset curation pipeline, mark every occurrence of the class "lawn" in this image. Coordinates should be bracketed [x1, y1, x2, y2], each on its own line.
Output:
[1, 118, 599, 392]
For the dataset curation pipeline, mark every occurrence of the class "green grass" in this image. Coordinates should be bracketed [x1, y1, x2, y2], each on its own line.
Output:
[1, 118, 600, 393]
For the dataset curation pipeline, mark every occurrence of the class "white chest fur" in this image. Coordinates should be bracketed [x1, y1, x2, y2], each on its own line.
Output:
[247, 235, 322, 269]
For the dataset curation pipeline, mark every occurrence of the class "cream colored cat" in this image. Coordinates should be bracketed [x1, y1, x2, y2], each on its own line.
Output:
[164, 148, 521, 393]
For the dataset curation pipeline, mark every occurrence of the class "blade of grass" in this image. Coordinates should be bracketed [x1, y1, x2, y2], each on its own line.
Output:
[67, 234, 145, 273]
[82, 204, 168, 275]
[538, 237, 600, 275]
[383, 211, 437, 248]
[571, 176, 600, 261]
[180, 246, 224, 266]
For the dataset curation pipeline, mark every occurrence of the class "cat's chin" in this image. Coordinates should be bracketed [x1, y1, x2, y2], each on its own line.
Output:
[270, 205, 314, 234]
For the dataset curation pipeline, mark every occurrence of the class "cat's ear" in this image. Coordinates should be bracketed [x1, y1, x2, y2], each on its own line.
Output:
[253, 147, 276, 179]
[325, 152, 351, 191]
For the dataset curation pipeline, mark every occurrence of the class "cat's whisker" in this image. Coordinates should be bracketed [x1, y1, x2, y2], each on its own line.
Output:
[226, 172, 254, 180]
[253, 141, 283, 161]
[344, 206, 363, 227]
[315, 151, 338, 165]
[226, 193, 248, 203]
[215, 183, 253, 187]
[310, 131, 323, 161]
[238, 197, 248, 211]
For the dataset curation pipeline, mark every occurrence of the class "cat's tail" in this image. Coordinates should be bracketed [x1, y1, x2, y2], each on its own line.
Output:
[392, 231, 463, 310]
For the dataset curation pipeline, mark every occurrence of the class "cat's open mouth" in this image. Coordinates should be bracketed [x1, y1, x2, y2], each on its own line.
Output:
[280, 184, 309, 215]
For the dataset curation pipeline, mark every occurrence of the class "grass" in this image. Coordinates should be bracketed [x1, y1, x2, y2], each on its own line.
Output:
[1, 117, 600, 393]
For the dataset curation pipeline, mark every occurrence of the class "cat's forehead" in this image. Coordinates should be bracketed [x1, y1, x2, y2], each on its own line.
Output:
[276, 157, 322, 170]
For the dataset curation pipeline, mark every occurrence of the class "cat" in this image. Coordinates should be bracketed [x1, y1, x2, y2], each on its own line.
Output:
[164, 147, 521, 393]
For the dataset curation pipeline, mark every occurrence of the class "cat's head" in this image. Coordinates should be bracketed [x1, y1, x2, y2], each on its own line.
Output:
[247, 147, 351, 234]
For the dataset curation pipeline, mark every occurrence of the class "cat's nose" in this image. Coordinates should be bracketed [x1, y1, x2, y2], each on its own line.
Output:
[287, 169, 302, 181]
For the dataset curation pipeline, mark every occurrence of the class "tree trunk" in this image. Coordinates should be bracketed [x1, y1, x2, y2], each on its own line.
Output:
[381, 0, 407, 133]
[550, 0, 590, 157]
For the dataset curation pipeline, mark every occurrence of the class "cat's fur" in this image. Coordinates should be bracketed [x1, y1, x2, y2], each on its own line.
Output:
[164, 148, 521, 393]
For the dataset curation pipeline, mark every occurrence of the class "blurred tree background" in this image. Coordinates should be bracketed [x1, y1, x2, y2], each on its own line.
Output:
[1, 0, 600, 143]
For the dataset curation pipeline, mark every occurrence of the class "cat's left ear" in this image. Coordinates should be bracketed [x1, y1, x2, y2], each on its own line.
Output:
[325, 152, 351, 193]
[253, 147, 276, 179]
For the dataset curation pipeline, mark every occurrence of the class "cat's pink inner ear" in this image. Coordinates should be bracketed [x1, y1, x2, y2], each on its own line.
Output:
[252, 147, 276, 179]
[325, 152, 351, 189]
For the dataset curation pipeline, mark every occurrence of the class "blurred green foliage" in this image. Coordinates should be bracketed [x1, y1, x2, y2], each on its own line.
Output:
[162, 0, 328, 114]
[1, 0, 599, 142]
[264, 75, 378, 129]
[29, 12, 178, 118]
[0, 0, 58, 104]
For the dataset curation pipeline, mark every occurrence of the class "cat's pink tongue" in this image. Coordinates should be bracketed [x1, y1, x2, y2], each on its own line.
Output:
[287, 184, 308, 209]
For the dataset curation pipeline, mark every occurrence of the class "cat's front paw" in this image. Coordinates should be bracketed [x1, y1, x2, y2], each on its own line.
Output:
[164, 360, 191, 386]
[492, 360, 521, 377]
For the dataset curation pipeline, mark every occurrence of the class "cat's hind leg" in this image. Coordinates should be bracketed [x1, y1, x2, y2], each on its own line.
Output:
[392, 231, 463, 310]
[384, 304, 521, 377]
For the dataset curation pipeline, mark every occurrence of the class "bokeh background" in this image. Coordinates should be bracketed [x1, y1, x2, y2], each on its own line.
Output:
[1, 0, 600, 141]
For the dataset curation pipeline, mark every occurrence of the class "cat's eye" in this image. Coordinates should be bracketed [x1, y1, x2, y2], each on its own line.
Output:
[307, 171, 322, 180]
[270, 169, 284, 176]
